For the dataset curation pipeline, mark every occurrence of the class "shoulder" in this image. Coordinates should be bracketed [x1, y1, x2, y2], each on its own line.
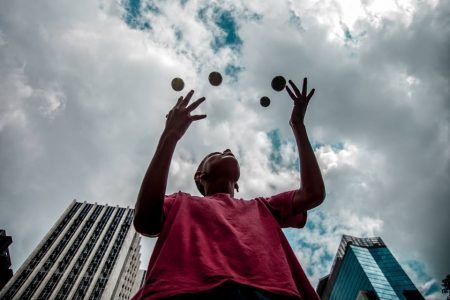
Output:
[166, 191, 204, 201]
[163, 191, 199, 214]
[248, 190, 296, 202]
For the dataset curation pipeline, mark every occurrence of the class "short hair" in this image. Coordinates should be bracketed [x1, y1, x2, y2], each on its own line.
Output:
[195, 152, 219, 196]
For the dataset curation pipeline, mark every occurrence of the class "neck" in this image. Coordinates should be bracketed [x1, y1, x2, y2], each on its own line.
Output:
[204, 178, 235, 197]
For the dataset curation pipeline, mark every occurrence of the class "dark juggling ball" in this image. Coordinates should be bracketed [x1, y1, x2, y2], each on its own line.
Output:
[260, 96, 271, 107]
[171, 77, 185, 91]
[271, 76, 286, 91]
[208, 72, 223, 86]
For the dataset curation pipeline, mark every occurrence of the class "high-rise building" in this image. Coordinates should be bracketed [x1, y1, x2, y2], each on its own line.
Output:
[0, 229, 13, 291]
[317, 235, 424, 300]
[0, 201, 146, 300]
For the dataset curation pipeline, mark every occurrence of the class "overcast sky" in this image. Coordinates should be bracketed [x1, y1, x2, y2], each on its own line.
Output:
[0, 0, 448, 298]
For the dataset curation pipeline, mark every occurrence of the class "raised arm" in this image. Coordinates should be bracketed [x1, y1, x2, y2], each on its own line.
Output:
[134, 90, 206, 236]
[286, 78, 326, 214]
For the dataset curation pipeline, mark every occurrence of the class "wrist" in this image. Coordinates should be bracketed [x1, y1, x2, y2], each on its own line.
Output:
[161, 129, 181, 144]
[290, 120, 306, 130]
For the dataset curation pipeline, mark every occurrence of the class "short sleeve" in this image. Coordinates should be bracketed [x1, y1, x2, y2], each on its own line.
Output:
[162, 192, 179, 221]
[143, 193, 180, 237]
[259, 190, 307, 228]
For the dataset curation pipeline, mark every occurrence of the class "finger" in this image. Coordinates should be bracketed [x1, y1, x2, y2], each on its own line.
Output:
[286, 86, 297, 101]
[187, 97, 206, 112]
[176, 96, 183, 106]
[180, 90, 194, 107]
[306, 89, 315, 102]
[190, 114, 207, 121]
[302, 77, 307, 96]
[288, 80, 301, 97]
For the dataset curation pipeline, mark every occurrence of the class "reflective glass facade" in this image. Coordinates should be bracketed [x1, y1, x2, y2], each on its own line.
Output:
[318, 235, 424, 300]
[328, 246, 375, 300]
[370, 247, 419, 299]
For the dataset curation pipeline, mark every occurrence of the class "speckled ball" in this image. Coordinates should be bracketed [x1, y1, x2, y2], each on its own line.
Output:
[260, 96, 271, 107]
[271, 76, 286, 92]
[208, 72, 223, 86]
[171, 77, 184, 91]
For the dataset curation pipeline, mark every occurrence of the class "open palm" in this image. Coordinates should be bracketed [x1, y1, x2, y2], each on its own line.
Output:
[286, 78, 315, 126]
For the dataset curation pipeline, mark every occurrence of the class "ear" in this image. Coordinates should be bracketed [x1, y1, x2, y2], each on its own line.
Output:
[234, 182, 239, 193]
[194, 171, 207, 182]
[194, 171, 201, 181]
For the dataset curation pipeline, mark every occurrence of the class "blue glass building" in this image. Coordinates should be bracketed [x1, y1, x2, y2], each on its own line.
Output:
[317, 235, 424, 300]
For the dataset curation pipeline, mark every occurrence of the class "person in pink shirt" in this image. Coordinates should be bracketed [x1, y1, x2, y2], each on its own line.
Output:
[132, 78, 325, 300]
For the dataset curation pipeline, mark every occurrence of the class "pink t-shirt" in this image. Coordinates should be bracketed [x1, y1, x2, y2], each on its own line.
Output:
[132, 191, 319, 300]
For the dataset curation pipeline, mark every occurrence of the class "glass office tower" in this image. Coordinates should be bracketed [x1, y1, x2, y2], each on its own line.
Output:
[0, 201, 146, 300]
[317, 235, 424, 300]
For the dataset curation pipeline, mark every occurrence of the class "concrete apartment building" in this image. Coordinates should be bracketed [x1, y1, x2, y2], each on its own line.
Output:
[0, 201, 146, 300]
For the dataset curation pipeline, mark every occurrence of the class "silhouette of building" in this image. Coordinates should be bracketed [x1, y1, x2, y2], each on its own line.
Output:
[317, 235, 424, 300]
[0, 229, 13, 291]
[0, 201, 146, 299]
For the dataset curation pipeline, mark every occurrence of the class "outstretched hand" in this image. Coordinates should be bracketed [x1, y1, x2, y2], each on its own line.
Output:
[286, 78, 315, 127]
[164, 90, 206, 141]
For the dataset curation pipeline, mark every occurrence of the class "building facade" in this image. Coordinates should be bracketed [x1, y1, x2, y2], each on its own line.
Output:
[0, 229, 13, 291]
[0, 201, 146, 300]
[317, 235, 424, 300]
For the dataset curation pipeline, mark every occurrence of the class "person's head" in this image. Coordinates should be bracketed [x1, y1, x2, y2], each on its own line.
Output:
[194, 149, 240, 196]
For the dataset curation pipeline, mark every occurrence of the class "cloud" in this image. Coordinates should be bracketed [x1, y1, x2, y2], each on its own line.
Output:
[285, 209, 384, 285]
[0, 0, 448, 297]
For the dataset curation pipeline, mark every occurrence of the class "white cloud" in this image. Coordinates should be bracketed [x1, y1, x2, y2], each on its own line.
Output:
[0, 0, 448, 296]
[0, 68, 32, 131]
[287, 210, 384, 285]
